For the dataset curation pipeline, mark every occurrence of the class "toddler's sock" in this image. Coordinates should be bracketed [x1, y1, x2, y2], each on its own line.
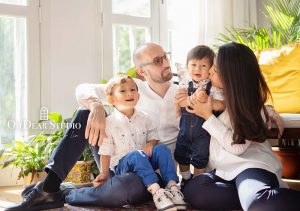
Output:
[181, 170, 192, 180]
[147, 183, 160, 195]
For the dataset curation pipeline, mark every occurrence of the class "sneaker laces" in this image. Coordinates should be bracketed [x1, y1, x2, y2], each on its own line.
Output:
[169, 186, 184, 198]
[155, 188, 174, 200]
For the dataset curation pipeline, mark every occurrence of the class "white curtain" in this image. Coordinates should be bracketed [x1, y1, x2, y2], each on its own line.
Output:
[199, 0, 258, 46]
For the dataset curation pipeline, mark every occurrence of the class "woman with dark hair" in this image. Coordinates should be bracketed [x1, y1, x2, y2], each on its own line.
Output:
[181, 42, 300, 211]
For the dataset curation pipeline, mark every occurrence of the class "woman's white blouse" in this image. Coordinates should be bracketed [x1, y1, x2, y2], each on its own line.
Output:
[203, 110, 287, 187]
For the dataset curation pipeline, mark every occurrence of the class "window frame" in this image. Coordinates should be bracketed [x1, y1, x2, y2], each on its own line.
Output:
[0, 0, 40, 142]
[101, 0, 160, 80]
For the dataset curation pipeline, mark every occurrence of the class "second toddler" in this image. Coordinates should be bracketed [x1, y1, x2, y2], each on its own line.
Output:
[174, 45, 225, 188]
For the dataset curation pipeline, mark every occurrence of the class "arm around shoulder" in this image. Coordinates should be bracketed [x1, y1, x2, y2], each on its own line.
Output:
[75, 83, 107, 109]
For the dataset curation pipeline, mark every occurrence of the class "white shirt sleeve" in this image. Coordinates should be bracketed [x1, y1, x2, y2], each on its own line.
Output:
[98, 126, 115, 156]
[75, 83, 108, 109]
[210, 87, 224, 101]
[202, 115, 251, 155]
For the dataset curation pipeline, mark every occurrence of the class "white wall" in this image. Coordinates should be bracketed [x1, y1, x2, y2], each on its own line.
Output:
[40, 0, 102, 118]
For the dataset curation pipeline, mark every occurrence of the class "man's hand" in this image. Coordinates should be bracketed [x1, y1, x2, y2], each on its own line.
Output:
[85, 101, 107, 146]
[92, 173, 108, 187]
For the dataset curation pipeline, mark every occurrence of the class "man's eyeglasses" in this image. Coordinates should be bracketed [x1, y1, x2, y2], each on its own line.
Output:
[140, 52, 170, 67]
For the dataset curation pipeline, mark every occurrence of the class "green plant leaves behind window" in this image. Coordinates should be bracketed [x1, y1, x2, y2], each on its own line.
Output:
[217, 0, 300, 51]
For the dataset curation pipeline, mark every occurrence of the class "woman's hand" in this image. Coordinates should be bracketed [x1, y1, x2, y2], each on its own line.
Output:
[195, 89, 208, 103]
[266, 106, 285, 138]
[186, 94, 213, 120]
[93, 173, 109, 187]
[174, 88, 188, 105]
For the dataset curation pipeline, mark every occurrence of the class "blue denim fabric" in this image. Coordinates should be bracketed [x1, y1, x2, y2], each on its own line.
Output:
[115, 144, 179, 187]
[174, 108, 210, 168]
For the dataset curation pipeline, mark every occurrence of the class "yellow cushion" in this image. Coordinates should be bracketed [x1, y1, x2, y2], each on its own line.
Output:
[257, 42, 300, 113]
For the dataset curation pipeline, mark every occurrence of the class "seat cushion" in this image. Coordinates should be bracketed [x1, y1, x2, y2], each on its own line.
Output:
[257, 42, 300, 113]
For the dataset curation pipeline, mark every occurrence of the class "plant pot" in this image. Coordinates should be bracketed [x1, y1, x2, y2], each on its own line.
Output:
[65, 161, 94, 183]
[272, 147, 300, 179]
[24, 171, 47, 186]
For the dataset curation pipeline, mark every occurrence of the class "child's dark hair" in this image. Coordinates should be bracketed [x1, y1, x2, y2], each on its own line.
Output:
[186, 45, 215, 66]
[105, 74, 138, 96]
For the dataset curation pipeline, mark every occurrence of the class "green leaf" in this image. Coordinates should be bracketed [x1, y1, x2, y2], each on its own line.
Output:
[34, 135, 48, 142]
[100, 79, 107, 84]
[48, 112, 63, 123]
[126, 66, 137, 78]
[217, 0, 300, 50]
[0, 148, 5, 159]
[3, 156, 17, 168]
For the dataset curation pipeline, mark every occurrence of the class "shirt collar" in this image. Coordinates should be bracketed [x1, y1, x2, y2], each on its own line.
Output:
[112, 107, 139, 120]
[192, 79, 210, 88]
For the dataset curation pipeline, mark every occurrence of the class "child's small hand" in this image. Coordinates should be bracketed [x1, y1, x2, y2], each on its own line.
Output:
[93, 173, 108, 187]
[195, 89, 208, 103]
[143, 142, 155, 157]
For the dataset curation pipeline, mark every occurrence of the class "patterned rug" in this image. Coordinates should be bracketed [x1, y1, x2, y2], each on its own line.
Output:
[47, 202, 199, 211]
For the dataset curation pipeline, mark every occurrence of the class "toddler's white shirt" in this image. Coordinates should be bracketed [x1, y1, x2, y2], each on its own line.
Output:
[180, 78, 224, 101]
[98, 108, 159, 168]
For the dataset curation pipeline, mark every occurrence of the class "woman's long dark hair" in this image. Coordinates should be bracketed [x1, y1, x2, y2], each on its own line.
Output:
[217, 42, 271, 144]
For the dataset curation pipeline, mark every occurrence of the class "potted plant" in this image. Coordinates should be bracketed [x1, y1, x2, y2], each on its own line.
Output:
[0, 112, 65, 185]
[64, 146, 96, 184]
[272, 137, 300, 179]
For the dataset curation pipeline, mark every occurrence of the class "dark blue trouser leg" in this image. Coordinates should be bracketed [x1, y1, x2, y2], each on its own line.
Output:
[184, 168, 300, 211]
[65, 173, 151, 207]
[183, 171, 242, 210]
[45, 109, 90, 180]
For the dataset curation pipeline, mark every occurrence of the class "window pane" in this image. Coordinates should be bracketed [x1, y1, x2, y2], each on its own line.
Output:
[0, 16, 27, 145]
[113, 25, 150, 75]
[167, 0, 200, 65]
[112, 0, 150, 18]
[0, 0, 27, 6]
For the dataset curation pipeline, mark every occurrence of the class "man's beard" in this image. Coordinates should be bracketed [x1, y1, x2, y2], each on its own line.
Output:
[161, 67, 173, 82]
